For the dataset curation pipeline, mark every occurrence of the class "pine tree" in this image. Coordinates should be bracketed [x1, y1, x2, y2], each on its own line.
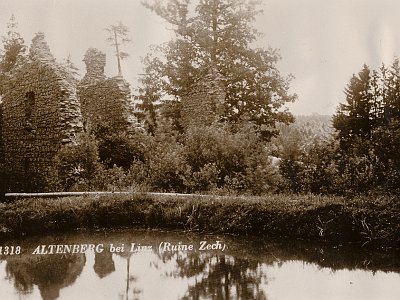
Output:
[383, 58, 400, 122]
[333, 65, 373, 148]
[0, 15, 27, 94]
[105, 22, 131, 77]
[61, 54, 80, 77]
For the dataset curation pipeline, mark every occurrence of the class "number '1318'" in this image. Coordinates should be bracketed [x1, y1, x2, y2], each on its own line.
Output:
[0, 246, 21, 255]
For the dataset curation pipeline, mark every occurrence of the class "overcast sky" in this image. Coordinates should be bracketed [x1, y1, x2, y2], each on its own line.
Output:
[1, 0, 399, 115]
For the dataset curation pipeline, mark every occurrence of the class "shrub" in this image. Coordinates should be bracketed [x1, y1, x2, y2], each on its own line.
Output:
[53, 134, 102, 191]
[145, 140, 189, 192]
[128, 119, 190, 193]
[184, 124, 250, 185]
[242, 148, 285, 195]
[184, 163, 219, 193]
[93, 166, 129, 191]
[370, 120, 400, 194]
[183, 123, 280, 194]
[298, 139, 340, 195]
[94, 124, 147, 170]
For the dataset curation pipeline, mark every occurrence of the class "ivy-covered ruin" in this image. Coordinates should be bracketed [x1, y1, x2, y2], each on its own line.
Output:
[0, 33, 139, 191]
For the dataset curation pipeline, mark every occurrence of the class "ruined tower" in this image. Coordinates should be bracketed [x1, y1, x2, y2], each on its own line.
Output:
[0, 32, 83, 189]
[77, 48, 138, 133]
[181, 68, 226, 128]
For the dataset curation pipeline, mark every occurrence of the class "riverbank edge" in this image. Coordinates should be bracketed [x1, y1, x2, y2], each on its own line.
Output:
[0, 193, 399, 248]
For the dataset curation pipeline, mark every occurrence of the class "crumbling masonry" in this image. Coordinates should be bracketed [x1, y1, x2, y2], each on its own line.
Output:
[0, 33, 82, 181]
[78, 48, 137, 133]
[181, 69, 226, 128]
[0, 33, 226, 192]
[0, 33, 138, 189]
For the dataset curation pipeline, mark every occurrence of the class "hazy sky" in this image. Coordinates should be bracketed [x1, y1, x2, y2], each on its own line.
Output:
[1, 0, 399, 115]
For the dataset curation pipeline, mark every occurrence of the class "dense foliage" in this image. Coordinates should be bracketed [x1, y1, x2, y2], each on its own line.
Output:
[138, 0, 296, 139]
[274, 61, 400, 196]
[1, 7, 399, 199]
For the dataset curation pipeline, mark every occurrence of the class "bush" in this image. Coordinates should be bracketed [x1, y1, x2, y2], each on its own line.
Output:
[242, 149, 285, 195]
[93, 166, 129, 191]
[289, 136, 379, 196]
[94, 124, 146, 170]
[53, 134, 102, 191]
[371, 120, 400, 194]
[184, 163, 219, 193]
[123, 121, 282, 195]
[183, 123, 281, 194]
[184, 124, 250, 179]
[298, 139, 340, 195]
[144, 139, 189, 193]
[128, 119, 190, 193]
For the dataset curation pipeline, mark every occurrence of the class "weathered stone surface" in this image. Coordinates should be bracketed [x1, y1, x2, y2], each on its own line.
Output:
[0, 38, 141, 189]
[78, 49, 139, 133]
[181, 69, 225, 128]
[80, 48, 106, 86]
[0, 102, 3, 163]
[1, 33, 83, 179]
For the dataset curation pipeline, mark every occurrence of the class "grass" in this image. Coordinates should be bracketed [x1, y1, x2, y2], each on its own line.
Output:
[0, 193, 399, 248]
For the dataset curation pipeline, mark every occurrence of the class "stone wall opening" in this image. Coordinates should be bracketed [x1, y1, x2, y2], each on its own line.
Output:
[25, 91, 35, 121]
[23, 157, 30, 177]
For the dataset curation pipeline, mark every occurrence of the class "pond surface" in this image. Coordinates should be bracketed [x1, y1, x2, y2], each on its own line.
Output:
[0, 229, 399, 300]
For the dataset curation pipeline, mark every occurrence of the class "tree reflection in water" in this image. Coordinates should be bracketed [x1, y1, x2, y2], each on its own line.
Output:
[182, 255, 267, 300]
[0, 230, 399, 300]
[158, 250, 268, 300]
[116, 251, 142, 300]
[94, 251, 115, 278]
[5, 254, 85, 300]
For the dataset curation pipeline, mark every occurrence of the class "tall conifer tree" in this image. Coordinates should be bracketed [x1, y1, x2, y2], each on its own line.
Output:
[140, 0, 296, 139]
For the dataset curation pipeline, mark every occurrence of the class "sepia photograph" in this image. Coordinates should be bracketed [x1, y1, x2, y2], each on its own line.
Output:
[0, 0, 399, 299]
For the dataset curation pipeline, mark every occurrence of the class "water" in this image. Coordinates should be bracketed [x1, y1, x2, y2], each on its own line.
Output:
[0, 229, 399, 300]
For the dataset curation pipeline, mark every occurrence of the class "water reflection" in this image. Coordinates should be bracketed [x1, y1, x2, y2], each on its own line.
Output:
[156, 250, 267, 299]
[94, 251, 115, 278]
[5, 254, 85, 300]
[0, 230, 399, 300]
[179, 255, 267, 299]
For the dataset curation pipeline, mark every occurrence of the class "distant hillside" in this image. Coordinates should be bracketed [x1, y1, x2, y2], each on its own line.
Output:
[270, 114, 334, 158]
[292, 114, 333, 140]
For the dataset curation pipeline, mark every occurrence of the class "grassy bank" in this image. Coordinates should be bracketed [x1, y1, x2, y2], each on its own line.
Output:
[0, 193, 399, 248]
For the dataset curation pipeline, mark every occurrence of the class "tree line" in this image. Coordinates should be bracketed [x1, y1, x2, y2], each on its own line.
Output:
[1, 1, 400, 197]
[278, 61, 400, 196]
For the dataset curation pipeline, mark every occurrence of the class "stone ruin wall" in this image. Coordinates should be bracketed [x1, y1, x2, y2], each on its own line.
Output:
[0, 43, 138, 182]
[0, 102, 3, 164]
[1, 33, 82, 178]
[78, 48, 137, 133]
[78, 77, 135, 133]
[0, 36, 141, 190]
[181, 72, 226, 128]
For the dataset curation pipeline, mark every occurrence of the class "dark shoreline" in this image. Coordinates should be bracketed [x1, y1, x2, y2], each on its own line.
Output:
[0, 193, 399, 249]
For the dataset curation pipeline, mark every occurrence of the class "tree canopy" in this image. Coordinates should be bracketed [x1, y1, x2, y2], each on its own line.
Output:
[139, 0, 296, 139]
[333, 60, 400, 147]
